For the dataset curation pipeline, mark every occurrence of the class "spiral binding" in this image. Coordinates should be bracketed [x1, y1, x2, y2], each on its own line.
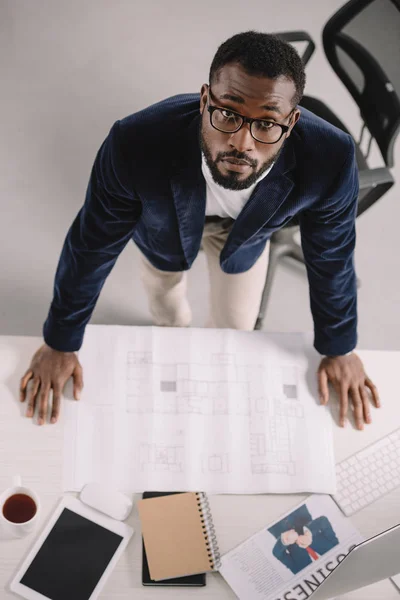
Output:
[195, 492, 221, 570]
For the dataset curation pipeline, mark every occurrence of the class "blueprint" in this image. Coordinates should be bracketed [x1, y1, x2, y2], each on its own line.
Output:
[62, 325, 336, 494]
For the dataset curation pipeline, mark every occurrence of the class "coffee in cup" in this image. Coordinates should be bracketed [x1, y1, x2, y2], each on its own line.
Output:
[3, 493, 37, 523]
[0, 476, 40, 538]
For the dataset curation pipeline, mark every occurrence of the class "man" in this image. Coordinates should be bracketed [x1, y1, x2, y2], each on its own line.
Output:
[20, 31, 379, 427]
[272, 516, 339, 575]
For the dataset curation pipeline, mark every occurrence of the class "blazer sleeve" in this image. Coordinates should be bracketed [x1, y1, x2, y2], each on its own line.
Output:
[299, 136, 358, 356]
[43, 121, 142, 352]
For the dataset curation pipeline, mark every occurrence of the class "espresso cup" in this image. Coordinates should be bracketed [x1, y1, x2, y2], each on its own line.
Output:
[0, 475, 40, 538]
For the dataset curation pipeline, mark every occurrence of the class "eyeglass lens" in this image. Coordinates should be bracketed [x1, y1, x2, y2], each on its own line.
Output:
[211, 109, 284, 143]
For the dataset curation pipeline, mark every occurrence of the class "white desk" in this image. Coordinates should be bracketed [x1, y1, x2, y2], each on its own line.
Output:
[0, 335, 399, 599]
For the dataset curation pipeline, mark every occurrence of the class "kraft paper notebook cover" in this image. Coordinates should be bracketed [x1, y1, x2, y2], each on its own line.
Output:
[137, 492, 221, 581]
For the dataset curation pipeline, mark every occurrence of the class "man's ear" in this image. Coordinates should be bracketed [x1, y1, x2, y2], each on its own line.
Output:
[199, 83, 209, 115]
[286, 108, 301, 138]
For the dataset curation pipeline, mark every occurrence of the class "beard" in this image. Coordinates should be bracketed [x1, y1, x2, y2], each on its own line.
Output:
[200, 128, 284, 191]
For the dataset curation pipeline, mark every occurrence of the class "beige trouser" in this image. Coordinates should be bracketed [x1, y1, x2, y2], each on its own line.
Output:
[139, 218, 270, 330]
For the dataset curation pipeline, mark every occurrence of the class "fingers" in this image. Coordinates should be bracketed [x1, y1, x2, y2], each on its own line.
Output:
[26, 377, 41, 418]
[365, 377, 380, 408]
[339, 381, 349, 428]
[37, 383, 51, 426]
[20, 370, 33, 402]
[72, 363, 83, 401]
[350, 385, 364, 431]
[360, 385, 371, 424]
[26, 379, 63, 424]
[318, 368, 329, 405]
[51, 385, 62, 424]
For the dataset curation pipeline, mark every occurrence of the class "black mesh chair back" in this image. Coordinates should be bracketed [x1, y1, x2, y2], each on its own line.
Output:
[323, 0, 400, 169]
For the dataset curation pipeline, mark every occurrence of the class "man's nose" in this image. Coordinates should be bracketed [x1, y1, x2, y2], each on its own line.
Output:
[228, 124, 255, 153]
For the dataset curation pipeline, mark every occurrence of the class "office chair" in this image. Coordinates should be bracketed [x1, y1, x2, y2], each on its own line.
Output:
[254, 0, 400, 330]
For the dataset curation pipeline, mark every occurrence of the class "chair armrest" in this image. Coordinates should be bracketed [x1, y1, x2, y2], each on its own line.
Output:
[358, 167, 394, 189]
[357, 167, 394, 217]
[274, 30, 316, 66]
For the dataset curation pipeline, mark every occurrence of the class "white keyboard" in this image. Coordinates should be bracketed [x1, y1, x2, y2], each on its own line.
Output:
[333, 428, 400, 516]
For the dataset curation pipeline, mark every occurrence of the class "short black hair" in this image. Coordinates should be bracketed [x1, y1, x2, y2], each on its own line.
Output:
[209, 31, 306, 106]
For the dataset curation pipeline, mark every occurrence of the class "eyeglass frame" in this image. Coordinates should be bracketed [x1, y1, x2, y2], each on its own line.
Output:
[206, 86, 296, 145]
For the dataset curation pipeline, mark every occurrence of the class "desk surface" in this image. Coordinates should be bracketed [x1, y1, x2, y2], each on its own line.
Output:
[0, 335, 399, 599]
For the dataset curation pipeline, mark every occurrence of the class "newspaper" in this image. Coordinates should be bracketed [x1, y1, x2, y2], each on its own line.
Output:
[63, 325, 335, 494]
[219, 495, 363, 600]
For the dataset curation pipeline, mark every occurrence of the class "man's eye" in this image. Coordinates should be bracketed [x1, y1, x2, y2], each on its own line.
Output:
[258, 120, 275, 130]
[221, 110, 236, 119]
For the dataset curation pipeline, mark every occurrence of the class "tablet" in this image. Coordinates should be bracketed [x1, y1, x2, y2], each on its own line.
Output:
[10, 496, 133, 600]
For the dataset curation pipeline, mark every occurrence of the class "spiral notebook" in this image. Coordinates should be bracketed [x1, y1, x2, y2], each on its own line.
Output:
[137, 492, 221, 581]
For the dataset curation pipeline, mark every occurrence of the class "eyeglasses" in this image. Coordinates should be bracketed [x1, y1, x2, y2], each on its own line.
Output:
[207, 87, 295, 144]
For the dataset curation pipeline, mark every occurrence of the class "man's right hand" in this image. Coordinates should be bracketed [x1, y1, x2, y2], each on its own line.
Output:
[19, 344, 83, 425]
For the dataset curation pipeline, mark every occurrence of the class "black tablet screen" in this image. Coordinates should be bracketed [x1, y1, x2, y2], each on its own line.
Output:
[20, 508, 123, 600]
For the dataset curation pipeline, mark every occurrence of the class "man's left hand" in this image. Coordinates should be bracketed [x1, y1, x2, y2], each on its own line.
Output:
[318, 353, 380, 430]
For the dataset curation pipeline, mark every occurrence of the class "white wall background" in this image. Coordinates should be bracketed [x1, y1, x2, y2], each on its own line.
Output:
[1, 0, 399, 349]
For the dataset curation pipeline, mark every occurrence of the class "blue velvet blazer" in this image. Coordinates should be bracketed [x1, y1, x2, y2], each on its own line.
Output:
[43, 94, 358, 355]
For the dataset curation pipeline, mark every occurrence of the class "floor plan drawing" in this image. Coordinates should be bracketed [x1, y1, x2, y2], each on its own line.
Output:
[126, 351, 305, 478]
[139, 444, 184, 473]
[126, 351, 252, 416]
[63, 326, 336, 494]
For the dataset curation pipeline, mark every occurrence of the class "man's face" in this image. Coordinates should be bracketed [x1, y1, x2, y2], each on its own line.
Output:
[200, 63, 300, 190]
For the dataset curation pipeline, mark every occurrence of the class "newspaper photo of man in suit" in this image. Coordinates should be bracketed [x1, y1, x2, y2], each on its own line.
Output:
[269, 504, 339, 575]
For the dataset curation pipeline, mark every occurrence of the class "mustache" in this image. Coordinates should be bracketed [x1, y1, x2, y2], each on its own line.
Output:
[217, 150, 257, 168]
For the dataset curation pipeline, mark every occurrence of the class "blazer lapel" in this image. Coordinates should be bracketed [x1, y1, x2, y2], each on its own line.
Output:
[222, 140, 296, 257]
[171, 114, 206, 266]
[171, 118, 297, 265]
